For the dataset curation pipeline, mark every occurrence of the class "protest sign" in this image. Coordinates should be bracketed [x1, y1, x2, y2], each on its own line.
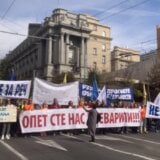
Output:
[0, 106, 17, 122]
[146, 101, 160, 119]
[106, 88, 133, 100]
[0, 80, 31, 99]
[20, 108, 141, 133]
[32, 78, 79, 105]
[79, 84, 133, 101]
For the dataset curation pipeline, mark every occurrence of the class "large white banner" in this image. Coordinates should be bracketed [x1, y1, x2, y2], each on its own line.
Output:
[146, 101, 160, 119]
[0, 80, 31, 99]
[32, 78, 79, 105]
[19, 108, 141, 133]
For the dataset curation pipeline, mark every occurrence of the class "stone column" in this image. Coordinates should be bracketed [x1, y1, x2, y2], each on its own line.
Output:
[77, 47, 80, 68]
[84, 38, 88, 80]
[65, 34, 70, 64]
[81, 37, 85, 67]
[37, 42, 42, 67]
[47, 36, 53, 64]
[59, 33, 65, 64]
[80, 37, 85, 80]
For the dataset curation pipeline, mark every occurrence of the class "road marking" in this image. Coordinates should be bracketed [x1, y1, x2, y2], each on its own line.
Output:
[92, 135, 133, 143]
[92, 142, 156, 160]
[32, 136, 67, 151]
[61, 133, 85, 141]
[62, 134, 156, 160]
[0, 140, 29, 160]
[116, 134, 160, 145]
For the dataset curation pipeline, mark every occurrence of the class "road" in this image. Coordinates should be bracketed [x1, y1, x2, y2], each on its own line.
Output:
[0, 132, 160, 160]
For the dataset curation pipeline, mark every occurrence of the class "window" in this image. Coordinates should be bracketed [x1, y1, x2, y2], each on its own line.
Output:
[93, 25, 97, 31]
[93, 48, 97, 55]
[68, 49, 74, 64]
[102, 55, 106, 64]
[102, 31, 106, 37]
[102, 44, 106, 52]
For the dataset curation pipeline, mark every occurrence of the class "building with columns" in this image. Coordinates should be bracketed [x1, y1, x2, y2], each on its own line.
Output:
[6, 8, 111, 82]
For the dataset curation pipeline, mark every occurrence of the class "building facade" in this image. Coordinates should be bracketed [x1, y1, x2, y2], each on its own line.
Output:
[100, 50, 157, 85]
[6, 8, 111, 82]
[157, 25, 160, 57]
[111, 46, 140, 71]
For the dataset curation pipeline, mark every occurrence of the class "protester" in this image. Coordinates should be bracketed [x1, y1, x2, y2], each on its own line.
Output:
[67, 100, 77, 135]
[68, 100, 76, 109]
[1, 99, 16, 140]
[78, 98, 84, 109]
[140, 105, 147, 133]
[40, 102, 48, 136]
[83, 100, 98, 142]
[23, 98, 34, 137]
[155, 119, 160, 133]
[48, 98, 61, 135]
[23, 98, 34, 111]
[48, 98, 61, 109]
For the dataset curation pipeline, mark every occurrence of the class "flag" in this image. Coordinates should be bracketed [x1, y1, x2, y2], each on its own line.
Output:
[63, 72, 67, 84]
[97, 86, 106, 105]
[9, 68, 14, 80]
[154, 92, 160, 105]
[143, 83, 147, 105]
[91, 74, 98, 100]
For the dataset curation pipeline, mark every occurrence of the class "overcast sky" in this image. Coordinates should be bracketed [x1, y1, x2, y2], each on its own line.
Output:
[0, 0, 160, 58]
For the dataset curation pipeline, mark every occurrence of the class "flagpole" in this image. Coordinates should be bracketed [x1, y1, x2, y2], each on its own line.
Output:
[63, 72, 67, 84]
[143, 83, 147, 105]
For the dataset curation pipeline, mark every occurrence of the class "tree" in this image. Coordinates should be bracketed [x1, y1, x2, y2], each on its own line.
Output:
[148, 61, 160, 101]
[86, 69, 100, 86]
[0, 58, 10, 80]
[52, 72, 75, 84]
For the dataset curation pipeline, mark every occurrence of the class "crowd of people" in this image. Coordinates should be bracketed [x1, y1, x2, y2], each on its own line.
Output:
[0, 97, 160, 141]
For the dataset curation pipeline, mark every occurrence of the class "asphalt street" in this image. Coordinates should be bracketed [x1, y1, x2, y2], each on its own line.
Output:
[0, 132, 160, 160]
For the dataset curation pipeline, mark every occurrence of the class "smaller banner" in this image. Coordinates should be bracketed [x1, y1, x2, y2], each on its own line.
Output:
[0, 106, 17, 122]
[106, 88, 133, 100]
[79, 84, 133, 101]
[20, 108, 141, 133]
[0, 80, 31, 99]
[79, 83, 101, 98]
[146, 101, 160, 119]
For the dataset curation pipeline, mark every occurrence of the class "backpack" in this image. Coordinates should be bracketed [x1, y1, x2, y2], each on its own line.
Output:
[97, 112, 101, 123]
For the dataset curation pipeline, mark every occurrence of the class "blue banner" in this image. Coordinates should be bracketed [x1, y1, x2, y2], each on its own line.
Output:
[106, 88, 133, 101]
[79, 83, 93, 98]
[79, 84, 133, 101]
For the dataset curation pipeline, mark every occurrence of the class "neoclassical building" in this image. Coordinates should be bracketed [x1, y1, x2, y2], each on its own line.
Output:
[6, 8, 111, 81]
